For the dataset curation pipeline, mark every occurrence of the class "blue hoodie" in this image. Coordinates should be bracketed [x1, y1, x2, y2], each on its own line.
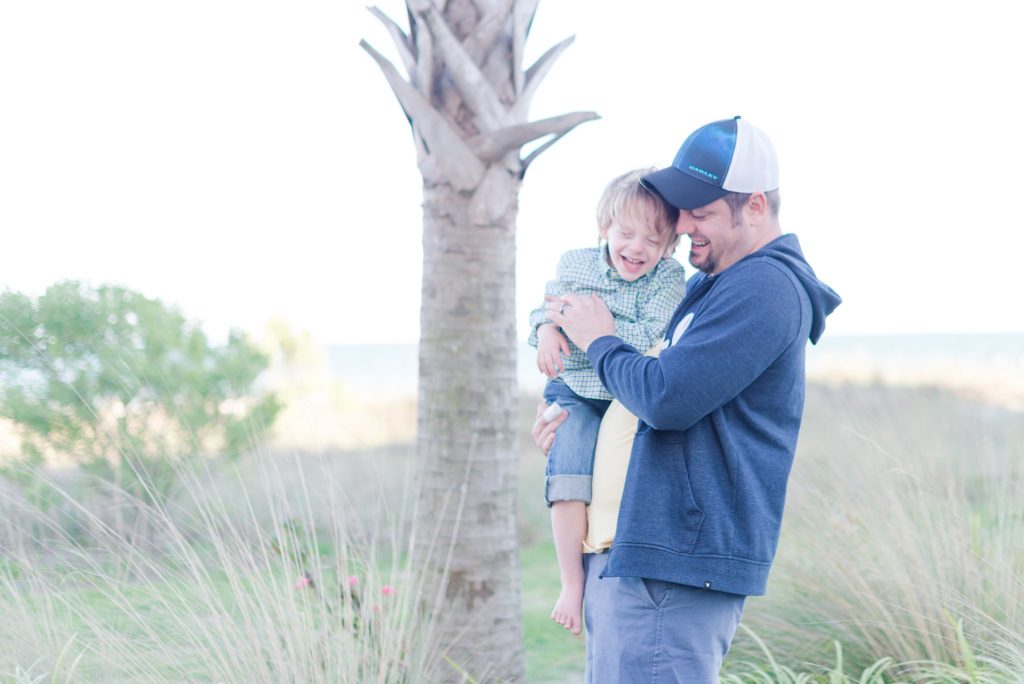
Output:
[586, 233, 841, 596]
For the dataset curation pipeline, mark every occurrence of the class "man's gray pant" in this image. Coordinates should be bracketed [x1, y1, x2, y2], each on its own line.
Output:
[583, 552, 745, 683]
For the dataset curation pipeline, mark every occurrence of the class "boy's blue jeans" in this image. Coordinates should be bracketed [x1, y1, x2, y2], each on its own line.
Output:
[543, 379, 611, 506]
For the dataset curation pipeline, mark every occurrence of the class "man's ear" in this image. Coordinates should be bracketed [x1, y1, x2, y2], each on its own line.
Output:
[745, 192, 768, 225]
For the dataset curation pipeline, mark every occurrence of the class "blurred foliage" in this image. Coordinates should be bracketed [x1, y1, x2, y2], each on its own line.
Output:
[0, 281, 280, 497]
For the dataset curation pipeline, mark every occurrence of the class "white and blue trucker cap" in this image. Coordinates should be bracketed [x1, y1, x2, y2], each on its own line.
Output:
[642, 116, 779, 210]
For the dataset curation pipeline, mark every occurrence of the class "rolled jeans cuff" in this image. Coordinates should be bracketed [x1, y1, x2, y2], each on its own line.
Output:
[546, 474, 592, 507]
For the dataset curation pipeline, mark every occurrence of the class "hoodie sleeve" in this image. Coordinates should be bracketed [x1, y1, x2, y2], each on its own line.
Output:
[586, 260, 804, 431]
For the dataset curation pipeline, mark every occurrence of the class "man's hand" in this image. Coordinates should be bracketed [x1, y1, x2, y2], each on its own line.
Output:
[536, 324, 570, 378]
[531, 400, 567, 456]
[545, 293, 616, 353]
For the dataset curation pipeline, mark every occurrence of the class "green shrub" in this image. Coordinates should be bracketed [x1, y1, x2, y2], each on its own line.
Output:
[0, 281, 280, 505]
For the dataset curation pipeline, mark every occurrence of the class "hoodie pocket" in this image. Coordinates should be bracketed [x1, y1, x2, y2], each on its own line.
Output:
[618, 426, 705, 554]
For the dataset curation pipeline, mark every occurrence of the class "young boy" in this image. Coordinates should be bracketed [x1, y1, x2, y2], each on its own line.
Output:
[527, 168, 686, 635]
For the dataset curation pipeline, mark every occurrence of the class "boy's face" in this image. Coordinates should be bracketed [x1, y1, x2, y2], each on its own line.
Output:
[603, 205, 668, 282]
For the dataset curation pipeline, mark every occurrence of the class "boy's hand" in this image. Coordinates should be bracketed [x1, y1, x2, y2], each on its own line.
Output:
[536, 324, 570, 379]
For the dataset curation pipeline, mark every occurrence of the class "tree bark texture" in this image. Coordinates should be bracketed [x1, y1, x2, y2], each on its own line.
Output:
[416, 175, 523, 681]
[362, 1, 597, 680]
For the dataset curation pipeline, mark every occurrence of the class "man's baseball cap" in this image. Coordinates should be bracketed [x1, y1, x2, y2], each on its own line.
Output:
[642, 116, 779, 210]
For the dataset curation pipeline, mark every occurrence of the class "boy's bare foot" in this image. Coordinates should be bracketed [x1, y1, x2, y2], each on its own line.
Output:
[550, 579, 584, 635]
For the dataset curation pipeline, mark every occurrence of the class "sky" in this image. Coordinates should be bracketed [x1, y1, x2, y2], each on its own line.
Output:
[2, 1, 1022, 346]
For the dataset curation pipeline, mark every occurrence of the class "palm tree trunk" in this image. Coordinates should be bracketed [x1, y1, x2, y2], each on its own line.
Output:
[415, 171, 524, 681]
[361, 3, 598, 679]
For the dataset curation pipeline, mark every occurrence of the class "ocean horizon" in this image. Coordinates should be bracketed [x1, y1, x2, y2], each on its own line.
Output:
[326, 333, 1024, 403]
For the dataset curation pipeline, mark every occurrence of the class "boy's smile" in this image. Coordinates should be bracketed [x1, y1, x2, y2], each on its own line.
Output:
[604, 210, 667, 282]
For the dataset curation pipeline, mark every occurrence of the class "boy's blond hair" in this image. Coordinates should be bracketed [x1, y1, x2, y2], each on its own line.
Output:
[595, 168, 681, 255]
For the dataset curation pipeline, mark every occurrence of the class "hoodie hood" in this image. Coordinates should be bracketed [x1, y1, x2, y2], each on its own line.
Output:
[757, 234, 841, 344]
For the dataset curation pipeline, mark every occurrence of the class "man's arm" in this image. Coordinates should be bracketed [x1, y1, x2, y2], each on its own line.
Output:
[587, 262, 803, 431]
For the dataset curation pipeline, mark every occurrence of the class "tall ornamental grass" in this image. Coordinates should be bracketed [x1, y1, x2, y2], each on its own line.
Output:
[0, 447, 464, 683]
[3, 381, 1023, 682]
[727, 384, 1024, 677]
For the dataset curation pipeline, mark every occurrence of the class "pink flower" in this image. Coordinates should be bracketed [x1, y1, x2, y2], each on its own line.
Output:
[346, 575, 359, 588]
[381, 585, 395, 596]
[294, 575, 311, 589]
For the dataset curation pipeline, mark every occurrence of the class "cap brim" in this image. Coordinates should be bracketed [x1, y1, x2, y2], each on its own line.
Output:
[641, 167, 728, 210]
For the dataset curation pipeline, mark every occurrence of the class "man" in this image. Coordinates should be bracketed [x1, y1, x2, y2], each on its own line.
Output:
[534, 116, 841, 683]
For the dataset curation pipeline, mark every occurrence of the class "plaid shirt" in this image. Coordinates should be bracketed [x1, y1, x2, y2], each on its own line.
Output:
[528, 246, 686, 400]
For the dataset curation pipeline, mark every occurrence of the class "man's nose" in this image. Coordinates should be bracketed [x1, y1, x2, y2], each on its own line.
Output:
[676, 213, 694, 235]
